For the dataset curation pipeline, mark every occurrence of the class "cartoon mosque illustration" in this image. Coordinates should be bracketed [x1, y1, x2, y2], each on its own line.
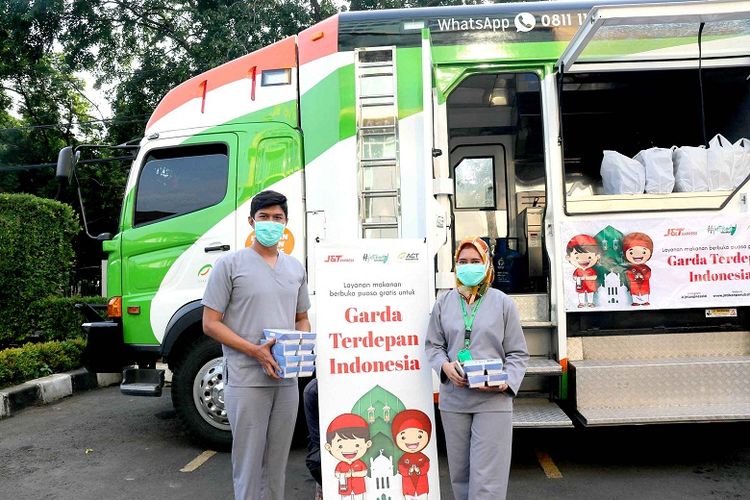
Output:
[366, 449, 400, 500]
[598, 271, 629, 306]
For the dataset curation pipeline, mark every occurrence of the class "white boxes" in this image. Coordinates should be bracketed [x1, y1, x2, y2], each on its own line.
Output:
[462, 359, 506, 389]
[262, 329, 317, 377]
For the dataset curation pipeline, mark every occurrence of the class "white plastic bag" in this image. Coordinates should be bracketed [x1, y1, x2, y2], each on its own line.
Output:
[732, 138, 750, 188]
[634, 147, 675, 193]
[600, 150, 645, 195]
[707, 134, 734, 191]
[673, 145, 709, 192]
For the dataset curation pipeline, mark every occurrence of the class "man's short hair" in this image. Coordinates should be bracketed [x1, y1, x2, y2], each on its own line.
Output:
[250, 190, 288, 219]
[326, 427, 371, 445]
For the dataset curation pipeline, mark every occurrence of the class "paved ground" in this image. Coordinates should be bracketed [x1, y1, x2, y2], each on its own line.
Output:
[0, 386, 748, 499]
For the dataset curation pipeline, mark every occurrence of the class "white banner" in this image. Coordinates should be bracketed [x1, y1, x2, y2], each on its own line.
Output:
[315, 239, 440, 500]
[561, 216, 750, 311]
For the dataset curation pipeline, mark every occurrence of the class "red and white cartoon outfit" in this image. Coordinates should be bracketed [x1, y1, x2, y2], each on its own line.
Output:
[573, 267, 598, 293]
[398, 452, 430, 497]
[392, 409, 432, 500]
[626, 264, 651, 303]
[334, 459, 367, 498]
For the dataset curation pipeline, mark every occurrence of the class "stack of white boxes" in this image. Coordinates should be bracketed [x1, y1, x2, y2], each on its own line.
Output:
[463, 359, 508, 389]
[262, 329, 317, 378]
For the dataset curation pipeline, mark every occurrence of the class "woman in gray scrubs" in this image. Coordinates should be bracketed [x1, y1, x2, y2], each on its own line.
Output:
[425, 236, 528, 500]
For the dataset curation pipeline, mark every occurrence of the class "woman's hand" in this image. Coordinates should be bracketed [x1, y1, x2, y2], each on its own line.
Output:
[476, 383, 508, 393]
[442, 361, 467, 387]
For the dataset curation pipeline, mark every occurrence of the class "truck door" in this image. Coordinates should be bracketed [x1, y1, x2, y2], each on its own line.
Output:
[120, 133, 238, 348]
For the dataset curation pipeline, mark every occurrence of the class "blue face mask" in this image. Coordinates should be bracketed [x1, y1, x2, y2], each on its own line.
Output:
[456, 263, 486, 286]
[254, 220, 285, 247]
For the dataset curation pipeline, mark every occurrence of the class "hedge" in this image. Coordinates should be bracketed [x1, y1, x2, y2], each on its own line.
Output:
[0, 339, 86, 389]
[0, 194, 80, 345]
[24, 296, 107, 345]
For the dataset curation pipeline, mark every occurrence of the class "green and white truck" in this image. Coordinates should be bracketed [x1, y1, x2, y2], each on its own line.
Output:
[60, 0, 750, 448]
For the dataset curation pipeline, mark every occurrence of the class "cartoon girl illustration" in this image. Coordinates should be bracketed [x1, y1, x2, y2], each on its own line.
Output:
[565, 234, 601, 308]
[623, 232, 654, 306]
[392, 409, 432, 500]
[324, 413, 372, 500]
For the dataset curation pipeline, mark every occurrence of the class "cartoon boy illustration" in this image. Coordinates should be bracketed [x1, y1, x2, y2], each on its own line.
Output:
[623, 232, 654, 306]
[565, 234, 601, 308]
[324, 413, 372, 500]
[392, 409, 432, 500]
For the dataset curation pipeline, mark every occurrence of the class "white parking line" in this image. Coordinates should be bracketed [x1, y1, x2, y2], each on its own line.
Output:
[180, 450, 217, 472]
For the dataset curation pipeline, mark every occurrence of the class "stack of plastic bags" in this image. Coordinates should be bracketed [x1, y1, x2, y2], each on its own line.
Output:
[262, 329, 317, 378]
[600, 134, 750, 195]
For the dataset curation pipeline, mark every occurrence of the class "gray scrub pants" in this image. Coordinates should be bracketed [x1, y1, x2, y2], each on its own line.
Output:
[224, 383, 299, 500]
[440, 410, 513, 500]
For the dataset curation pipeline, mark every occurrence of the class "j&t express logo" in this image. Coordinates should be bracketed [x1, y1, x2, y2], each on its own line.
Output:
[325, 255, 355, 263]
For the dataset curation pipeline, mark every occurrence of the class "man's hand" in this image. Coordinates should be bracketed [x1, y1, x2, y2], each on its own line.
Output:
[442, 361, 467, 387]
[250, 338, 281, 379]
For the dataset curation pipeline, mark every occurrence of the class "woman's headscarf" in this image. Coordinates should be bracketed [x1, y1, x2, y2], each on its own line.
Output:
[455, 236, 494, 304]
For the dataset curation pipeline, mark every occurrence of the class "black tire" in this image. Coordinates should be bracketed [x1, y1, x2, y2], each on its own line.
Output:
[171, 336, 232, 451]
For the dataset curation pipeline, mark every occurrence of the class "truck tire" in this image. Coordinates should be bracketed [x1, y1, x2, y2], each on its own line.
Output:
[171, 336, 232, 450]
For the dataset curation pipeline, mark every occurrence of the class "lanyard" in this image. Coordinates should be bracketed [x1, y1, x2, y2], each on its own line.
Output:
[459, 294, 485, 349]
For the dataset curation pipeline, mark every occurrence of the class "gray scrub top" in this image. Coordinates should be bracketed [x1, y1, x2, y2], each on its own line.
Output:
[201, 248, 311, 387]
[425, 288, 529, 412]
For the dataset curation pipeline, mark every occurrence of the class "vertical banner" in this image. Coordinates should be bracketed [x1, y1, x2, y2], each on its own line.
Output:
[315, 239, 440, 500]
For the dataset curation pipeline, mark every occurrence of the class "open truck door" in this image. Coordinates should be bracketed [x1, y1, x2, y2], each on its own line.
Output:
[426, 27, 575, 428]
[555, 0, 750, 426]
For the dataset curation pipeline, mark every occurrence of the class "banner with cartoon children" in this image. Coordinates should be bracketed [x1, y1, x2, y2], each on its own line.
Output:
[561, 216, 750, 312]
[314, 240, 440, 500]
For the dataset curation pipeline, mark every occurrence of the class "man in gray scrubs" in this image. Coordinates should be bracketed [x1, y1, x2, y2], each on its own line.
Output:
[202, 190, 311, 500]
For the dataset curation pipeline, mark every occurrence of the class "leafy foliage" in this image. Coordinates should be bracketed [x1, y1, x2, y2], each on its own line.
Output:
[26, 296, 108, 344]
[0, 194, 80, 346]
[0, 338, 86, 389]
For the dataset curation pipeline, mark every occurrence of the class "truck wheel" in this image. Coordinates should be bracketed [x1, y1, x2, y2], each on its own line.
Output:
[171, 336, 232, 450]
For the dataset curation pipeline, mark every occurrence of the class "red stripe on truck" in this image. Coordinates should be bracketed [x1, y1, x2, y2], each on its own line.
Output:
[298, 15, 339, 66]
[146, 36, 298, 131]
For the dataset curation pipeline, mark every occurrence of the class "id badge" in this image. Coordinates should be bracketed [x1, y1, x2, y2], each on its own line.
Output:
[457, 348, 473, 363]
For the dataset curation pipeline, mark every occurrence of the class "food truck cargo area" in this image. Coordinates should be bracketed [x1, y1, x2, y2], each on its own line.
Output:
[63, 0, 750, 447]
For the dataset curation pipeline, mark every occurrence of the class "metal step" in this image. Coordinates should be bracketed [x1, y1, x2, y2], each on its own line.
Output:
[522, 321, 555, 328]
[120, 368, 165, 397]
[526, 357, 562, 376]
[513, 398, 573, 428]
[576, 403, 750, 426]
[508, 293, 549, 323]
[571, 355, 750, 425]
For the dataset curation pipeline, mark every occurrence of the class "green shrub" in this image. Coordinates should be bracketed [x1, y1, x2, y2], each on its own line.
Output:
[0, 338, 86, 389]
[26, 296, 107, 344]
[0, 193, 80, 346]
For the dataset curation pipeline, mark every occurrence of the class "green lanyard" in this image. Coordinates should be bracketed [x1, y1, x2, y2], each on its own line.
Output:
[457, 294, 484, 362]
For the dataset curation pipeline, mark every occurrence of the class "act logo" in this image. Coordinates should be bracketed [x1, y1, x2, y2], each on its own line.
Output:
[198, 264, 213, 283]
[514, 12, 536, 32]
[398, 252, 420, 262]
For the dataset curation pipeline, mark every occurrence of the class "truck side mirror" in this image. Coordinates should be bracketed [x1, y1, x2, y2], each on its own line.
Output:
[56, 146, 74, 179]
[95, 232, 113, 241]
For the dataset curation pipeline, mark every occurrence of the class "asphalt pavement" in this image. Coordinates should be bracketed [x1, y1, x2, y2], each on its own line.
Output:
[0, 386, 748, 499]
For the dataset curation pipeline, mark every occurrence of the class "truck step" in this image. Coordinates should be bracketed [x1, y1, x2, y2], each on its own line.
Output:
[120, 368, 165, 397]
[526, 357, 563, 376]
[575, 403, 750, 426]
[513, 398, 573, 428]
[571, 356, 750, 425]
